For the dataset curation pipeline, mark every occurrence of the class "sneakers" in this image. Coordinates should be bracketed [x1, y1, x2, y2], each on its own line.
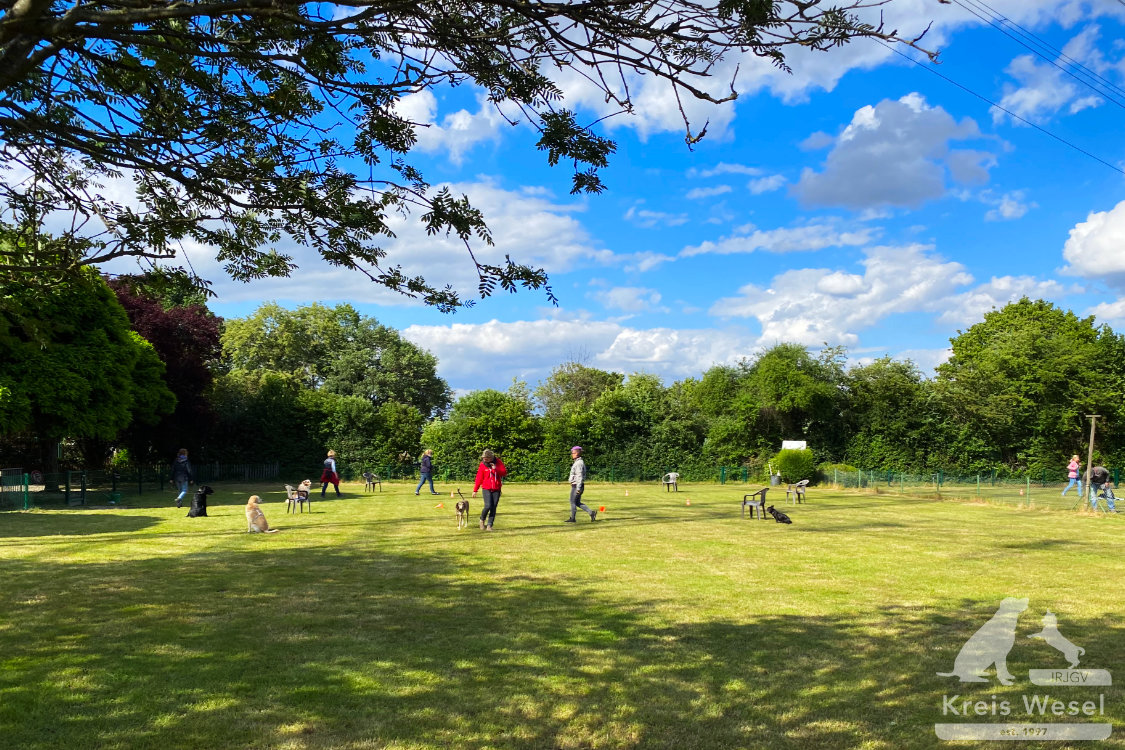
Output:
[480, 519, 486, 530]
[175, 498, 182, 508]
[564, 518, 576, 523]
[414, 492, 419, 496]
[590, 510, 598, 521]
[430, 492, 440, 495]
[485, 525, 493, 532]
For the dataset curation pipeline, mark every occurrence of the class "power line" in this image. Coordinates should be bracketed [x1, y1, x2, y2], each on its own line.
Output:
[948, 0, 1125, 111]
[876, 40, 1125, 179]
[966, 0, 1125, 103]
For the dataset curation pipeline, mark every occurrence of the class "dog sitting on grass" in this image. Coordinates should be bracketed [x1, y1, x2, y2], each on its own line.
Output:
[187, 485, 213, 518]
[767, 505, 792, 524]
[246, 495, 279, 533]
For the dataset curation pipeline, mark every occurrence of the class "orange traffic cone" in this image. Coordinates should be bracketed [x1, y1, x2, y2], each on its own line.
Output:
[434, 503, 444, 508]
[625, 490, 629, 497]
[599, 506, 606, 512]
[686, 498, 691, 506]
[450, 491, 455, 498]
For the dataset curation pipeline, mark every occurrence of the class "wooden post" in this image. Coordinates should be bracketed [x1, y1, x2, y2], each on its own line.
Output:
[1086, 414, 1100, 505]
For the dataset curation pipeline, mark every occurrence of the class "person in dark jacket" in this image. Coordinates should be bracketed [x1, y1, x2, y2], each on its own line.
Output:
[415, 449, 438, 495]
[1089, 465, 1118, 512]
[472, 449, 507, 531]
[170, 448, 193, 508]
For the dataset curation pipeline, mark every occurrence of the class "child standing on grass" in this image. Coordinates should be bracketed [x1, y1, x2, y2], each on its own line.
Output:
[1061, 455, 1082, 497]
[564, 446, 596, 523]
[472, 449, 506, 531]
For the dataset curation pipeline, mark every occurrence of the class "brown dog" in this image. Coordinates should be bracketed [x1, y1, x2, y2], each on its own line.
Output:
[246, 495, 279, 533]
[455, 492, 470, 531]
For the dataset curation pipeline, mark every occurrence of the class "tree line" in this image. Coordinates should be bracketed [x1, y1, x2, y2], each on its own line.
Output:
[2, 272, 1122, 481]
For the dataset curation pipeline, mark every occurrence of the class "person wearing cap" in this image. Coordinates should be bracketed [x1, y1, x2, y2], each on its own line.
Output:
[472, 449, 507, 531]
[565, 446, 596, 523]
[1088, 465, 1118, 512]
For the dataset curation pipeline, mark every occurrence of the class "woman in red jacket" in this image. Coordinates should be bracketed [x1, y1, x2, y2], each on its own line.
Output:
[472, 449, 507, 531]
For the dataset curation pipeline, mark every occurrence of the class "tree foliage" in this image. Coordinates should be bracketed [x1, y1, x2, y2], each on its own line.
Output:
[222, 302, 450, 418]
[422, 386, 542, 476]
[0, 0, 933, 305]
[109, 275, 223, 459]
[0, 268, 175, 467]
[933, 298, 1125, 472]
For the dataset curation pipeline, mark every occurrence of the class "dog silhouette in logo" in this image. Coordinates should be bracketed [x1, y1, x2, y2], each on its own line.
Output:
[1030, 610, 1084, 668]
[937, 597, 1028, 685]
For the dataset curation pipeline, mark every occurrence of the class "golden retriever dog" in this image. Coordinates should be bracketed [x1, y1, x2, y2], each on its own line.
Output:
[245, 495, 279, 533]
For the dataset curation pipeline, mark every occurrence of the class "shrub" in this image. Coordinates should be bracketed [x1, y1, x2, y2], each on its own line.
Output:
[774, 449, 816, 483]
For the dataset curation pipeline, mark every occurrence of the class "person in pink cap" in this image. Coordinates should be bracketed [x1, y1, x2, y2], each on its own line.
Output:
[564, 446, 596, 523]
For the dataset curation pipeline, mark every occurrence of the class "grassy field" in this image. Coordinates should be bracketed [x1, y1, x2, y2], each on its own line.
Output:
[1, 480, 1122, 749]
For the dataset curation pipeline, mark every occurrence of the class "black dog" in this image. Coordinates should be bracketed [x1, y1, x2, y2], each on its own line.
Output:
[187, 485, 213, 517]
[767, 505, 792, 524]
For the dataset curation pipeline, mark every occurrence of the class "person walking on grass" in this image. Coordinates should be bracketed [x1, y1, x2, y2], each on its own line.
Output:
[565, 446, 596, 523]
[1061, 455, 1082, 497]
[415, 449, 439, 495]
[1088, 465, 1118, 512]
[472, 449, 506, 531]
[170, 448, 193, 508]
[320, 449, 341, 498]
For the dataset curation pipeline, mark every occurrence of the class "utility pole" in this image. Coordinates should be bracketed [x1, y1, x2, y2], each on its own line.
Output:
[1086, 414, 1101, 501]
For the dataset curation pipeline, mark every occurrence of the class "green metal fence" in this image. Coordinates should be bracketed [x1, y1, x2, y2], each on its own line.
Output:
[2, 463, 281, 509]
[0, 468, 29, 510]
[829, 468, 1117, 512]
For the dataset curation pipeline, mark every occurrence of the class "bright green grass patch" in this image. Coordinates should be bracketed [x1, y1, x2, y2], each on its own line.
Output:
[1, 481, 1122, 749]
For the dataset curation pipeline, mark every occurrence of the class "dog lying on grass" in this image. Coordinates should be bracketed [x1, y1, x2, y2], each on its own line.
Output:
[767, 505, 792, 524]
[246, 495, 279, 533]
[187, 485, 213, 518]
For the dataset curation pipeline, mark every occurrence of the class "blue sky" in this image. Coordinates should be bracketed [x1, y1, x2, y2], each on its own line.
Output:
[140, 1, 1125, 393]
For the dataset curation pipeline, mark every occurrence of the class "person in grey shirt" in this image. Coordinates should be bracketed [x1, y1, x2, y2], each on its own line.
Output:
[565, 446, 597, 523]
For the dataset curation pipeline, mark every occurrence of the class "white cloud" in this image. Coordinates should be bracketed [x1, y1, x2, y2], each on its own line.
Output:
[793, 93, 992, 210]
[591, 286, 668, 313]
[689, 163, 764, 178]
[680, 222, 877, 257]
[935, 276, 1071, 326]
[983, 190, 1036, 221]
[991, 25, 1123, 125]
[1061, 199, 1125, 284]
[747, 175, 786, 194]
[168, 179, 614, 306]
[396, 90, 510, 163]
[620, 251, 676, 273]
[624, 204, 689, 228]
[708, 244, 974, 345]
[991, 54, 1102, 125]
[401, 317, 761, 390]
[685, 185, 733, 200]
[1088, 299, 1125, 326]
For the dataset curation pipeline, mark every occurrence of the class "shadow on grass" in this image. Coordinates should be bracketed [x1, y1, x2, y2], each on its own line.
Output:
[1, 547, 1121, 750]
[0, 512, 161, 538]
